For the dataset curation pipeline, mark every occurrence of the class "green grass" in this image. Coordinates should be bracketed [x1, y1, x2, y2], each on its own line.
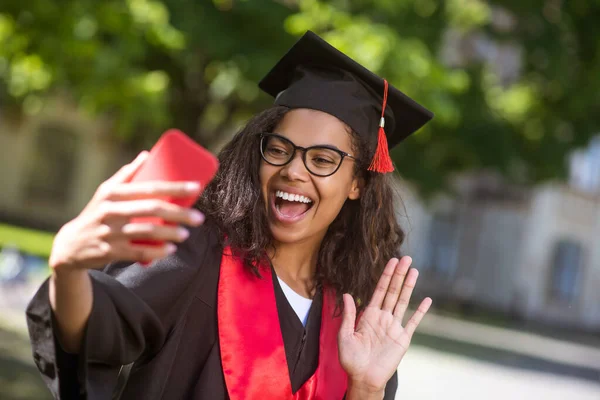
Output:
[0, 223, 55, 258]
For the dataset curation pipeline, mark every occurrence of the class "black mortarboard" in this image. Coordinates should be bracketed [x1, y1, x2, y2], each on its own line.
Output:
[259, 30, 433, 173]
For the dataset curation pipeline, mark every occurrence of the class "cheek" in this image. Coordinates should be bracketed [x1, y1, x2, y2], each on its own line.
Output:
[316, 177, 353, 213]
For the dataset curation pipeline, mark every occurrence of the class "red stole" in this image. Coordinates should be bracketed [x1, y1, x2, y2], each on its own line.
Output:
[217, 247, 348, 399]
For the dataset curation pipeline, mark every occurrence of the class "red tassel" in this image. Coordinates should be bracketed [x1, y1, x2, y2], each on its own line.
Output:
[368, 126, 394, 173]
[368, 79, 394, 173]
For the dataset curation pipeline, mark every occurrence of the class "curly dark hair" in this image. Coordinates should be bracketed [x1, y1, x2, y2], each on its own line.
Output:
[198, 106, 404, 308]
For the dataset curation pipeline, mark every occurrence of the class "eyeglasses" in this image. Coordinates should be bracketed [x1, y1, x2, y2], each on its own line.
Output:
[259, 133, 357, 177]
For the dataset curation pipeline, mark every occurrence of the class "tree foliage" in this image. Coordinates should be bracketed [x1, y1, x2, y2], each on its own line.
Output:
[1, 0, 598, 195]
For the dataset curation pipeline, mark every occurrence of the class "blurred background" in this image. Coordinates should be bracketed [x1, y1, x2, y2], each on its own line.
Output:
[0, 0, 599, 399]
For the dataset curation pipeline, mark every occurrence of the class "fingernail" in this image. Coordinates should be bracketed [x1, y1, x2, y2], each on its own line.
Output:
[135, 151, 149, 162]
[190, 210, 205, 224]
[177, 227, 190, 240]
[166, 243, 177, 254]
[185, 182, 201, 192]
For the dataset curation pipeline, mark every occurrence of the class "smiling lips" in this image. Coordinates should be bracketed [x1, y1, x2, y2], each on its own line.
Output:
[271, 189, 314, 223]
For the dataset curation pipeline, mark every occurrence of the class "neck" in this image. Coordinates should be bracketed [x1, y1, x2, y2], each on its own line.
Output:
[270, 236, 323, 298]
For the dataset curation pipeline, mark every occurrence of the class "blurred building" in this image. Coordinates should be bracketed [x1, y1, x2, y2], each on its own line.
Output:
[403, 138, 600, 332]
[0, 98, 130, 230]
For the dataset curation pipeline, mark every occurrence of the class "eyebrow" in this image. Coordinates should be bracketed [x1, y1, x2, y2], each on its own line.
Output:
[272, 132, 349, 153]
[313, 143, 345, 152]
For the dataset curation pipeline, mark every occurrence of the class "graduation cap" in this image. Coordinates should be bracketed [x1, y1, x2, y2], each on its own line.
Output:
[259, 31, 434, 174]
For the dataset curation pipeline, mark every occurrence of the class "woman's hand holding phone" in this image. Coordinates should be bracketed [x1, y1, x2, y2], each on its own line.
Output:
[49, 151, 206, 272]
[49, 130, 219, 272]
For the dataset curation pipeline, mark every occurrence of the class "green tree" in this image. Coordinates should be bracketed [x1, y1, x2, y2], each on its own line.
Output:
[1, 0, 598, 195]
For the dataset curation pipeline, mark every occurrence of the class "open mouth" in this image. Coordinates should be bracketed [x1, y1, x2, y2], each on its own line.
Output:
[271, 190, 315, 222]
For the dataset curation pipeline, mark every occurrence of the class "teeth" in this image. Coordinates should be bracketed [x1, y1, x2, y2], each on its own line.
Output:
[275, 190, 312, 204]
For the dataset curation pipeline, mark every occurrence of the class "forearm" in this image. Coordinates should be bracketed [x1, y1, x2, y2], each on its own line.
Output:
[49, 268, 93, 354]
[346, 381, 385, 400]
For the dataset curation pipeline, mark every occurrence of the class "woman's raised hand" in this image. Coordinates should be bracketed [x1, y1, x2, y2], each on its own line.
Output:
[49, 151, 205, 271]
[338, 257, 432, 397]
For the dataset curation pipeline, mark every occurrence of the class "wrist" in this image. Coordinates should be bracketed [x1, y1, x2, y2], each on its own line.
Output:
[346, 380, 385, 400]
[48, 224, 75, 271]
[51, 266, 89, 283]
[48, 251, 69, 271]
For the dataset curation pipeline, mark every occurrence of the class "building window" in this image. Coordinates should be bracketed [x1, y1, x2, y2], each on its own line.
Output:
[426, 213, 458, 278]
[549, 240, 584, 304]
[569, 135, 600, 194]
[24, 122, 78, 206]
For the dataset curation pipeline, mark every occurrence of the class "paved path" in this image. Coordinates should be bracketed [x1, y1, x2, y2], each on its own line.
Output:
[417, 312, 600, 371]
[397, 345, 600, 400]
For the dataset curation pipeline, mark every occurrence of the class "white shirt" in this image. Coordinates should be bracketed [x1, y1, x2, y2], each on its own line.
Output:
[277, 276, 313, 326]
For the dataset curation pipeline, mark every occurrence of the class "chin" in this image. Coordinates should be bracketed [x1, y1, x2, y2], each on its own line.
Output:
[269, 223, 310, 244]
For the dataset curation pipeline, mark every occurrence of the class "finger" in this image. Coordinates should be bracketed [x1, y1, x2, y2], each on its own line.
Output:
[368, 258, 399, 309]
[106, 181, 202, 201]
[339, 294, 357, 340]
[381, 256, 411, 313]
[120, 223, 190, 243]
[404, 297, 433, 338]
[98, 200, 205, 226]
[106, 151, 149, 184]
[63, 239, 175, 270]
[392, 267, 418, 321]
[121, 241, 179, 263]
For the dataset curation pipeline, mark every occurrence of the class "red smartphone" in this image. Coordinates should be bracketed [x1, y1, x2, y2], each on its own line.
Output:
[128, 129, 219, 247]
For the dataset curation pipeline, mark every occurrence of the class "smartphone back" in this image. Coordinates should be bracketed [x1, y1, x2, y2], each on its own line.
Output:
[128, 129, 219, 249]
[129, 129, 219, 207]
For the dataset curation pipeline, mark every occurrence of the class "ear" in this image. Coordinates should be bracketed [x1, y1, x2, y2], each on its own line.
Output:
[348, 177, 362, 200]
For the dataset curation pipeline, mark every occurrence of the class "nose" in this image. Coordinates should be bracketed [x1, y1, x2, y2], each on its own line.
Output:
[280, 150, 309, 181]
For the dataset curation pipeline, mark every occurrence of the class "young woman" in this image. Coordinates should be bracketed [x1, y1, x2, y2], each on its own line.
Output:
[27, 31, 433, 399]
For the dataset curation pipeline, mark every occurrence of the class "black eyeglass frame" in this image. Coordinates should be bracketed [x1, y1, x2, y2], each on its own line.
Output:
[259, 133, 357, 177]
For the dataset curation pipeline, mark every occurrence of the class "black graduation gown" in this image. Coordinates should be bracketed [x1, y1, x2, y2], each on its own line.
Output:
[26, 221, 398, 399]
